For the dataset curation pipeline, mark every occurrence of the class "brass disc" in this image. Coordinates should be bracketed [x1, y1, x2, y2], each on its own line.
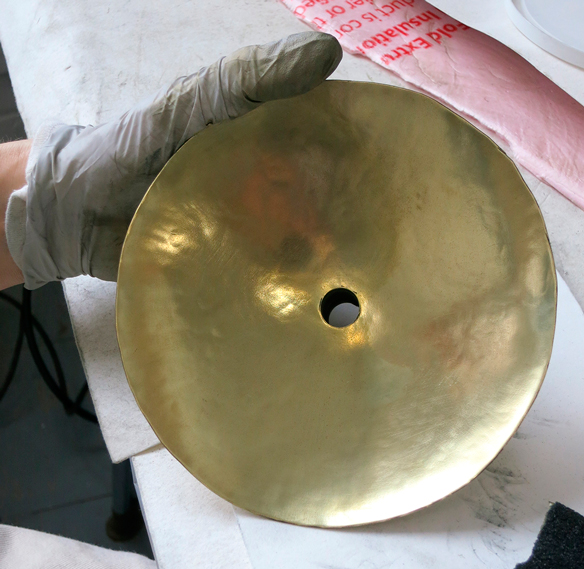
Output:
[116, 81, 556, 527]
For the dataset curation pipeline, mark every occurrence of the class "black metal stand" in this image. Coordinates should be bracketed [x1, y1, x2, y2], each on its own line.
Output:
[106, 460, 144, 542]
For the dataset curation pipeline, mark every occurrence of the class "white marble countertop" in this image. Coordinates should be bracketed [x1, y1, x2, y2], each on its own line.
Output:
[1, 0, 583, 566]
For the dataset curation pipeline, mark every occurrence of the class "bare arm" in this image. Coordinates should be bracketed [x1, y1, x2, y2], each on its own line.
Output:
[1, 139, 31, 290]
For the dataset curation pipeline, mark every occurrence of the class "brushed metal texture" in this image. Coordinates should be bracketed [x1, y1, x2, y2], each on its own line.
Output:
[116, 81, 556, 527]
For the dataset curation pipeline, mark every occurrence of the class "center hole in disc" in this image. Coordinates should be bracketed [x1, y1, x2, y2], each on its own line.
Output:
[320, 288, 360, 328]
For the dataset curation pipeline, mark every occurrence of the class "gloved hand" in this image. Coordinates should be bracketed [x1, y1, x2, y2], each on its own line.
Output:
[6, 32, 342, 290]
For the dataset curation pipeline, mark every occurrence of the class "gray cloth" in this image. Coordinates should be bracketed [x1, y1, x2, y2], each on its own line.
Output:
[5, 32, 342, 289]
[0, 524, 155, 569]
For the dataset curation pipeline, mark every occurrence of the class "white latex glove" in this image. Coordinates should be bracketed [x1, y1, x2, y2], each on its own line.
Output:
[5, 32, 342, 289]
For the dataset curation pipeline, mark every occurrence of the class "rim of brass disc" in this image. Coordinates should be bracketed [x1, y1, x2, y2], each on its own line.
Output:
[116, 81, 557, 527]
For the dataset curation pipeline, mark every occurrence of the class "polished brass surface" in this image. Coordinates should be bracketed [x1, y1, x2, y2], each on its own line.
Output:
[116, 81, 556, 527]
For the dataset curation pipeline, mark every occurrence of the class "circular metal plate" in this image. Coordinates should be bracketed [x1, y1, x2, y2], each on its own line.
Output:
[116, 81, 556, 527]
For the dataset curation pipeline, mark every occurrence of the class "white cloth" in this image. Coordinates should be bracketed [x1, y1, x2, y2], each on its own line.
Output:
[62, 277, 160, 462]
[0, 525, 155, 569]
[132, 449, 253, 569]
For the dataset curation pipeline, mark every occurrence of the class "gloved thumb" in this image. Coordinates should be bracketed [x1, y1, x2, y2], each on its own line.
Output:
[220, 31, 343, 109]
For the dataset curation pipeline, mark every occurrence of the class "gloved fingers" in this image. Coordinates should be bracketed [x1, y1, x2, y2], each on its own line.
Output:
[135, 32, 343, 160]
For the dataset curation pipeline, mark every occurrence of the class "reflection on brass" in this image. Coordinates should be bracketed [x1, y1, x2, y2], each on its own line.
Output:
[116, 82, 556, 527]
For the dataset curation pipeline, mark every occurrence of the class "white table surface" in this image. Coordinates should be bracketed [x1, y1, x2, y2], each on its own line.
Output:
[1, 0, 583, 566]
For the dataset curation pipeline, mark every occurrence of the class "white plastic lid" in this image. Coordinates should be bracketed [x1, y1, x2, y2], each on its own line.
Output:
[506, 0, 584, 68]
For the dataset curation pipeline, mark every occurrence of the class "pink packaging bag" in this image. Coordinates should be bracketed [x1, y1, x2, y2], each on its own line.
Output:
[282, 0, 584, 211]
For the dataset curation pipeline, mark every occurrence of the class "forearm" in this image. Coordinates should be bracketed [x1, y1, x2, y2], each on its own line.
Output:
[1, 139, 31, 290]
